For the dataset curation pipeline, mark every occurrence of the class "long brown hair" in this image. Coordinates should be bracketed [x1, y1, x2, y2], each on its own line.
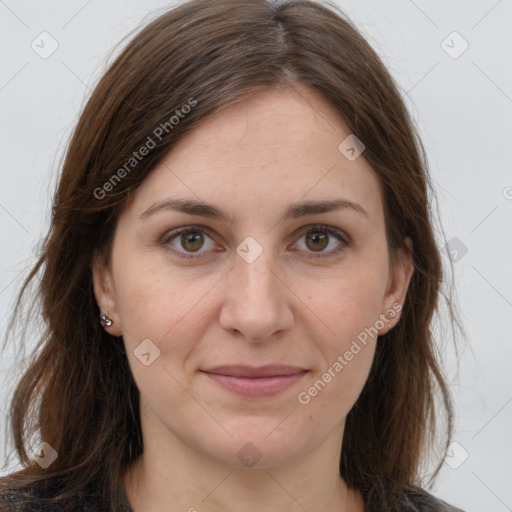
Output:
[1, 0, 462, 509]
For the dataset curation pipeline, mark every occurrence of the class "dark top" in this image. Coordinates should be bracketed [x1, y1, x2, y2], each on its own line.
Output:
[0, 475, 464, 512]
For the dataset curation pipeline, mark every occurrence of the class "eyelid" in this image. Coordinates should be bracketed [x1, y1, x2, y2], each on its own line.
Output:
[290, 224, 349, 258]
[160, 224, 219, 260]
[293, 224, 350, 243]
[160, 223, 350, 260]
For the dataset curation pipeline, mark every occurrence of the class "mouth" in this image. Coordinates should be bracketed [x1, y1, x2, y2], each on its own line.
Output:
[199, 365, 308, 398]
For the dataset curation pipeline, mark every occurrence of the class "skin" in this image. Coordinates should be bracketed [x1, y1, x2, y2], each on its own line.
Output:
[93, 84, 414, 512]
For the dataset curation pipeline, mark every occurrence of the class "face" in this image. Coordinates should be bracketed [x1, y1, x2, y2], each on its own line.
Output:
[93, 85, 413, 470]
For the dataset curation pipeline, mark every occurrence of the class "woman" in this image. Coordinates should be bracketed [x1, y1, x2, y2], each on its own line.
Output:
[0, 0, 464, 510]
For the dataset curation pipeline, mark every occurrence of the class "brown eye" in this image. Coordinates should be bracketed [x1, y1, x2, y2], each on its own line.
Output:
[162, 226, 218, 259]
[180, 231, 204, 252]
[305, 231, 329, 252]
[293, 225, 349, 258]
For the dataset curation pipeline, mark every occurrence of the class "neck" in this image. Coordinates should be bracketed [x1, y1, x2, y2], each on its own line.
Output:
[122, 418, 364, 512]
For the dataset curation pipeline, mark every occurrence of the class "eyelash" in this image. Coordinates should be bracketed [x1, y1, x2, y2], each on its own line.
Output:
[160, 224, 350, 261]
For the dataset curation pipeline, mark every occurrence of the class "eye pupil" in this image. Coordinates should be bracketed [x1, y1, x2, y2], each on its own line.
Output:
[306, 231, 328, 251]
[181, 231, 204, 252]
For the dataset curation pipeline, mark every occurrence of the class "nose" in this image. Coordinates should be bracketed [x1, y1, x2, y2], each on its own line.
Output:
[218, 247, 294, 342]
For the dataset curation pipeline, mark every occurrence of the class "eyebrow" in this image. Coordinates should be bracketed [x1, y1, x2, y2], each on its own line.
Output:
[140, 197, 368, 223]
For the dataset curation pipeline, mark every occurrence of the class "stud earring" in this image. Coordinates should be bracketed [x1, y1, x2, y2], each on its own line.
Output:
[100, 314, 113, 328]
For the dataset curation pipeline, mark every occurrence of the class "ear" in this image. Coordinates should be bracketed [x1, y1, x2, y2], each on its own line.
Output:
[377, 237, 414, 335]
[91, 252, 123, 336]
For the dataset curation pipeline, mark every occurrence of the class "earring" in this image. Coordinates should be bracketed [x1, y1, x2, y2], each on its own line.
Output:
[100, 314, 113, 328]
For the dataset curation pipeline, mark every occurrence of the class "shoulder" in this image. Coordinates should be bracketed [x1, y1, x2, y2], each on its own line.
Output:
[0, 475, 104, 512]
[397, 487, 465, 512]
[365, 480, 464, 512]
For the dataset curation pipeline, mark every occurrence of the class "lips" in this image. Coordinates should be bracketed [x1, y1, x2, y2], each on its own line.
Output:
[200, 365, 308, 398]
[201, 365, 307, 378]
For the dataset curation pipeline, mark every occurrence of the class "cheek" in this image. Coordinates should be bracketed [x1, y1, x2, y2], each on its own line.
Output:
[297, 346, 375, 418]
[295, 288, 380, 423]
[296, 257, 388, 350]
[112, 252, 221, 366]
[290, 259, 387, 417]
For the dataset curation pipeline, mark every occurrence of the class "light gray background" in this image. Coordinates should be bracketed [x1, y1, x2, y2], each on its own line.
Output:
[1, 1, 511, 510]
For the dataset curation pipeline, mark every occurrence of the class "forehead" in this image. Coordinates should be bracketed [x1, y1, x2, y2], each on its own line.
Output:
[123, 86, 384, 226]
[169, 85, 353, 170]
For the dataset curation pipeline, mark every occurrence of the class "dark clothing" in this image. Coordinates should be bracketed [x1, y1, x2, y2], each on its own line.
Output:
[0, 475, 464, 511]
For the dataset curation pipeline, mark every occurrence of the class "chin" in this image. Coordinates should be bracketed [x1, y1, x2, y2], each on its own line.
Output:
[202, 420, 311, 469]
